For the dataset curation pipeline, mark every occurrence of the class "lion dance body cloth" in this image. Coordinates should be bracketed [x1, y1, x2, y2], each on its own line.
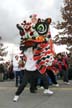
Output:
[16, 14, 58, 75]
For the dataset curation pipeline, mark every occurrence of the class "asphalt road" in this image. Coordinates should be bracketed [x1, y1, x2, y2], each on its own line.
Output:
[0, 80, 72, 108]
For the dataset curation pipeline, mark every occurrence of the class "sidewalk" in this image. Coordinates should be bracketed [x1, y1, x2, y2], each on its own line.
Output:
[0, 80, 72, 108]
[0, 80, 72, 88]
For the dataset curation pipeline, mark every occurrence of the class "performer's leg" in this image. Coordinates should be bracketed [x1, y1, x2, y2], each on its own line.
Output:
[39, 78, 44, 87]
[29, 70, 38, 93]
[41, 73, 54, 94]
[13, 71, 29, 102]
[15, 76, 27, 96]
[15, 71, 19, 87]
[40, 73, 49, 89]
[19, 70, 24, 85]
[46, 70, 59, 86]
[35, 70, 54, 94]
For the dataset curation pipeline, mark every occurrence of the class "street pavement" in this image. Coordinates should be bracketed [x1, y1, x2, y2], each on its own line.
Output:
[0, 80, 72, 108]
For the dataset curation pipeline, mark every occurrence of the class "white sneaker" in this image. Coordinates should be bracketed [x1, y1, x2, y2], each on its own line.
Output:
[40, 86, 44, 89]
[64, 82, 70, 85]
[13, 95, 19, 102]
[43, 89, 54, 95]
[53, 84, 59, 87]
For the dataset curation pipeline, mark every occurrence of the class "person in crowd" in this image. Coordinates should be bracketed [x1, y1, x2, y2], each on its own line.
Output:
[3, 62, 8, 80]
[18, 55, 26, 81]
[13, 55, 23, 87]
[57, 53, 70, 84]
[0, 63, 5, 80]
[7, 61, 14, 80]
[67, 53, 72, 80]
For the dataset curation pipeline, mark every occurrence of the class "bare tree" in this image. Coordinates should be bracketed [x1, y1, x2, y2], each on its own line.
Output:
[54, 0, 72, 52]
[0, 37, 7, 61]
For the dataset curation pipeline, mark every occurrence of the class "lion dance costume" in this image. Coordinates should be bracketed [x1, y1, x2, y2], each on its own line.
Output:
[16, 14, 58, 75]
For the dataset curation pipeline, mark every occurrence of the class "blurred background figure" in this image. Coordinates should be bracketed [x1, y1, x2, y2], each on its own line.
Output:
[13, 55, 23, 87]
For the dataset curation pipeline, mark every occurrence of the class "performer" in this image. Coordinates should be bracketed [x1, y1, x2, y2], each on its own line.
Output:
[13, 47, 53, 102]
[13, 15, 55, 102]
[33, 39, 59, 87]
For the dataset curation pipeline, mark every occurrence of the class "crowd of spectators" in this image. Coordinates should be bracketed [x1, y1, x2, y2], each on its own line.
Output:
[0, 61, 14, 81]
[0, 52, 72, 85]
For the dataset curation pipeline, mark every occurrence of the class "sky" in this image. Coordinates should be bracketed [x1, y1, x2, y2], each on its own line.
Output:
[0, 0, 63, 44]
[0, 0, 67, 61]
